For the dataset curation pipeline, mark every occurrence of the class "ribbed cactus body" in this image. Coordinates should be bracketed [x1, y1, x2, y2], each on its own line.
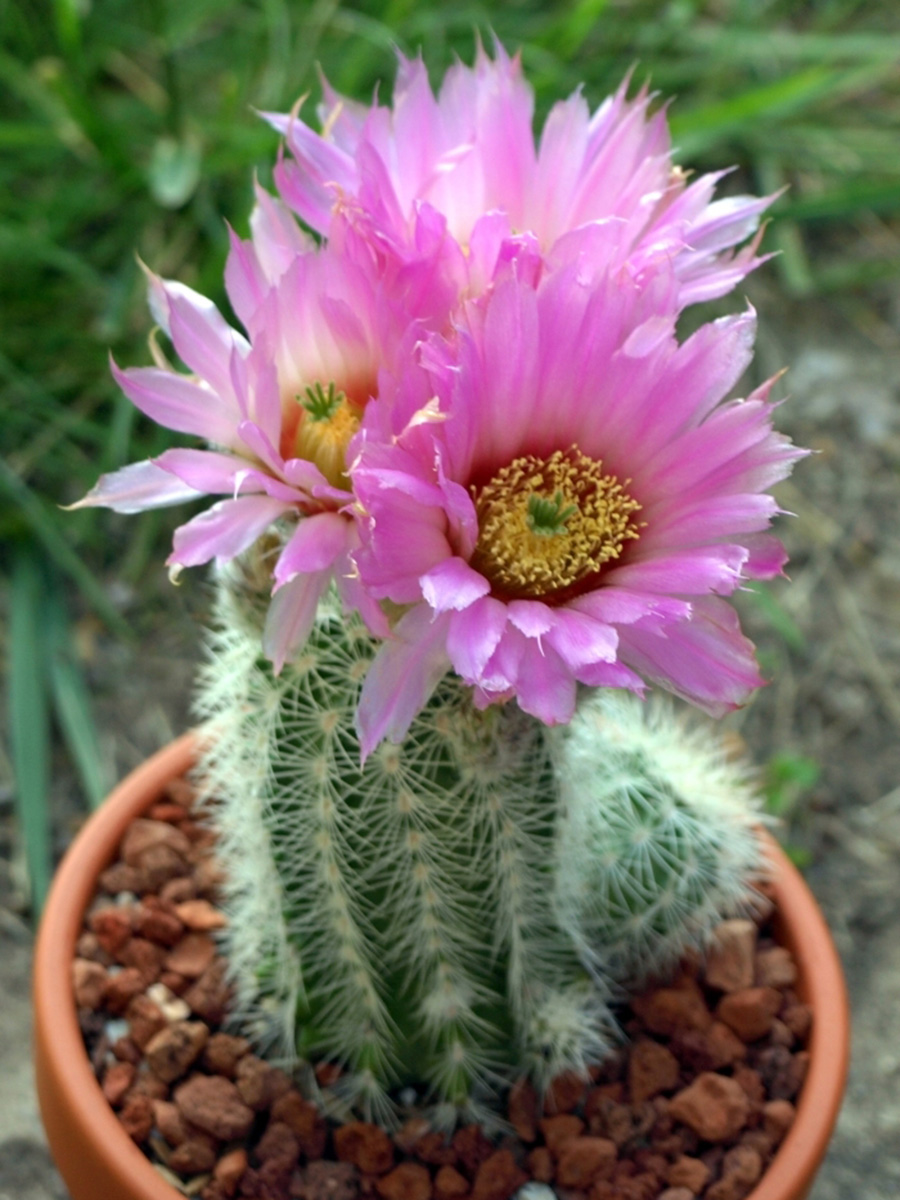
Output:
[195, 578, 612, 1119]
[195, 573, 765, 1116]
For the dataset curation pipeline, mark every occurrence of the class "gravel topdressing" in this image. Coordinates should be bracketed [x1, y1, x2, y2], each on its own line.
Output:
[73, 776, 811, 1200]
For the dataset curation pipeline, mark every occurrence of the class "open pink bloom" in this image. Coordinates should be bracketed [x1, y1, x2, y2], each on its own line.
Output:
[350, 253, 805, 756]
[71, 195, 427, 668]
[264, 42, 772, 310]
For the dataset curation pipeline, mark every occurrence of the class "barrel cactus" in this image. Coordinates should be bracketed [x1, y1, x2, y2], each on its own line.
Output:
[73, 42, 800, 1122]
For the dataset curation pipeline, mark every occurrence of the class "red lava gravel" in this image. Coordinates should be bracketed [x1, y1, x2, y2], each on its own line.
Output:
[74, 777, 811, 1200]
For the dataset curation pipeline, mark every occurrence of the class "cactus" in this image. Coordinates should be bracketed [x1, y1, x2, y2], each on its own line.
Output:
[194, 567, 767, 1120]
[550, 691, 767, 984]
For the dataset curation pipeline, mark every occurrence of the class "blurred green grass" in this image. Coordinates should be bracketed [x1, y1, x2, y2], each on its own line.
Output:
[2, 0, 900, 906]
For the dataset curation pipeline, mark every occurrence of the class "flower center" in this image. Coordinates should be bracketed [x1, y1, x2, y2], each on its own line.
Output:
[470, 446, 641, 601]
[295, 382, 361, 490]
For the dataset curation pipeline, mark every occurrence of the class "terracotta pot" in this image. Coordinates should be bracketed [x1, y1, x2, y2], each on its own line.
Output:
[34, 733, 849, 1200]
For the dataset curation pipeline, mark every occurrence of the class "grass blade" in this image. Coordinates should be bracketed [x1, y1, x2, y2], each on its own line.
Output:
[9, 546, 53, 914]
[45, 586, 111, 811]
[0, 459, 132, 640]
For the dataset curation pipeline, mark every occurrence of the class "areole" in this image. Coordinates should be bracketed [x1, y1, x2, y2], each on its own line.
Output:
[33, 733, 850, 1200]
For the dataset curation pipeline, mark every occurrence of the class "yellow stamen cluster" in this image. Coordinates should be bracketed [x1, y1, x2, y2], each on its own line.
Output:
[470, 446, 641, 601]
[294, 382, 361, 490]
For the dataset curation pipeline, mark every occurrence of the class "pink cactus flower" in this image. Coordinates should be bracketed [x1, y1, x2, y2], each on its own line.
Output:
[71, 193, 427, 669]
[350, 245, 804, 756]
[264, 42, 772, 311]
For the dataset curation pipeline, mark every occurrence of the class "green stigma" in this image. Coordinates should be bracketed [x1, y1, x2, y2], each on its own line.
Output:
[301, 381, 345, 422]
[526, 490, 578, 538]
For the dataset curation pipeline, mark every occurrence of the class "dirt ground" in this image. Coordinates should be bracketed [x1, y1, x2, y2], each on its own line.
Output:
[1, 280, 899, 1198]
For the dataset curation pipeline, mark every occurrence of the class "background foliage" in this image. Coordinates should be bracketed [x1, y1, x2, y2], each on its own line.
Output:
[3, 0, 900, 910]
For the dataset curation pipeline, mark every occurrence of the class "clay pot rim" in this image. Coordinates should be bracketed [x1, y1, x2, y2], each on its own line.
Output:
[34, 731, 849, 1200]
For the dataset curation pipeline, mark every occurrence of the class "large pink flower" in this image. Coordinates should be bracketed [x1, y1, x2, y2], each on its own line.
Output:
[265, 42, 771, 310]
[72, 192, 428, 668]
[350, 247, 804, 756]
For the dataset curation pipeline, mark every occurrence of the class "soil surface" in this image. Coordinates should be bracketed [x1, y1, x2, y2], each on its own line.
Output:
[2, 285, 900, 1199]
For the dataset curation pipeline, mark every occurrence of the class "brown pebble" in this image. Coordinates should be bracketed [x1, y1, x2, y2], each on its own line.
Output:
[394, 1118, 431, 1156]
[122, 818, 192, 866]
[733, 1065, 765, 1105]
[183, 959, 230, 1023]
[434, 1164, 469, 1199]
[539, 1113, 585, 1156]
[763, 1099, 796, 1144]
[203, 1032, 251, 1077]
[375, 1163, 432, 1200]
[126, 994, 167, 1050]
[103, 967, 146, 1014]
[525, 1146, 554, 1183]
[99, 862, 144, 895]
[161, 877, 198, 904]
[471, 1149, 527, 1200]
[722, 1143, 762, 1187]
[717, 987, 782, 1042]
[293, 1161, 359, 1200]
[271, 1091, 328, 1158]
[235, 1054, 291, 1112]
[176, 898, 228, 931]
[146, 1021, 210, 1083]
[153, 1099, 191, 1146]
[135, 902, 185, 947]
[628, 1039, 680, 1104]
[674, 1021, 748, 1073]
[130, 1073, 170, 1101]
[780, 1001, 812, 1041]
[89, 907, 133, 956]
[584, 1095, 634, 1148]
[754, 946, 798, 989]
[334, 1122, 395, 1175]
[507, 1077, 538, 1142]
[555, 1136, 617, 1188]
[112, 1036, 142, 1065]
[631, 980, 712, 1037]
[102, 1061, 136, 1107]
[704, 920, 757, 993]
[165, 932, 217, 979]
[545, 1069, 587, 1114]
[213, 1147, 248, 1198]
[119, 1093, 154, 1142]
[73, 958, 108, 1009]
[118, 936, 166, 984]
[668, 1073, 750, 1141]
[76, 931, 112, 965]
[666, 1155, 711, 1193]
[256, 1121, 300, 1171]
[138, 843, 191, 889]
[452, 1124, 494, 1173]
[148, 801, 189, 824]
[170, 1137, 218, 1175]
[658, 1190, 695, 1200]
[174, 1074, 255, 1141]
[414, 1132, 457, 1167]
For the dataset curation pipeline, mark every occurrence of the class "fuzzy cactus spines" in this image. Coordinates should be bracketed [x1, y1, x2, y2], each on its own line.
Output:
[195, 569, 767, 1120]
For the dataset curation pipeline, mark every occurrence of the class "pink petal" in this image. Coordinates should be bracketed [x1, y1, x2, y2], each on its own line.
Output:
[167, 496, 291, 570]
[617, 597, 765, 716]
[262, 570, 330, 673]
[153, 448, 265, 496]
[66, 460, 203, 514]
[111, 359, 237, 446]
[446, 596, 508, 681]
[355, 606, 451, 758]
[273, 511, 350, 587]
[420, 556, 489, 613]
